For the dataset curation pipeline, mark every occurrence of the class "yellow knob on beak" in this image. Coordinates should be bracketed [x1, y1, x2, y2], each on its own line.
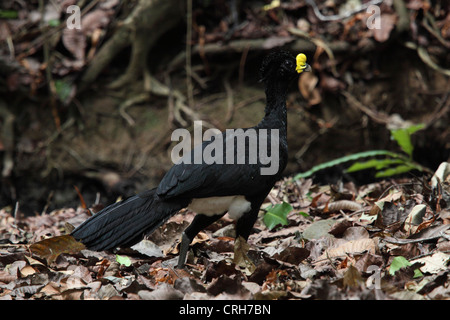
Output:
[296, 53, 311, 73]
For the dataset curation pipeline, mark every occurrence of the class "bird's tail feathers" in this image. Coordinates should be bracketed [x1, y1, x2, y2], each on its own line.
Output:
[72, 188, 184, 251]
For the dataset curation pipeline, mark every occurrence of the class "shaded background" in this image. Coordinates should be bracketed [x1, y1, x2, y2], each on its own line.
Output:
[0, 0, 449, 215]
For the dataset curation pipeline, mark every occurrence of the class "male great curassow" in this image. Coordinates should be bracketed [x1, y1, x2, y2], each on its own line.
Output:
[72, 51, 311, 267]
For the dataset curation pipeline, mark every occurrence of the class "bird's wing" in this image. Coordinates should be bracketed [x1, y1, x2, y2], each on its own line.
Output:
[156, 129, 284, 200]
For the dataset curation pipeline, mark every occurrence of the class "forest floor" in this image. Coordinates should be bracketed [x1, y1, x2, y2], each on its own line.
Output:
[1, 170, 449, 300]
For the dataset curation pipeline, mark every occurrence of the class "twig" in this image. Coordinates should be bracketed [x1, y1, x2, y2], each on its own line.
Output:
[408, 249, 450, 261]
[341, 91, 389, 125]
[0, 100, 15, 178]
[223, 78, 234, 123]
[404, 41, 450, 77]
[295, 118, 337, 161]
[422, 12, 450, 49]
[424, 91, 450, 128]
[377, 181, 425, 202]
[383, 236, 437, 245]
[186, 0, 194, 108]
[266, 193, 279, 206]
[382, 225, 450, 244]
[95, 192, 101, 205]
[125, 127, 172, 178]
[417, 46, 450, 77]
[63, 144, 93, 169]
[238, 45, 250, 86]
[305, 0, 383, 22]
[41, 191, 54, 215]
[6, 34, 14, 60]
[35, 117, 75, 152]
[234, 93, 265, 111]
[13, 202, 19, 224]
[118, 93, 149, 126]
[39, 0, 61, 131]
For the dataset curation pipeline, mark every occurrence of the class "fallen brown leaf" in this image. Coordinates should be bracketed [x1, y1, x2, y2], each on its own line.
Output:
[298, 72, 321, 105]
[343, 265, 364, 288]
[233, 236, 256, 274]
[319, 238, 378, 260]
[29, 235, 85, 264]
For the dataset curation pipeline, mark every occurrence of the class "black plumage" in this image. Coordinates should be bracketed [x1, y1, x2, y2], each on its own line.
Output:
[72, 51, 308, 267]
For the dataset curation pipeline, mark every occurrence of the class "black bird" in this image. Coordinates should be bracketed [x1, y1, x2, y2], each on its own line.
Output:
[71, 51, 311, 268]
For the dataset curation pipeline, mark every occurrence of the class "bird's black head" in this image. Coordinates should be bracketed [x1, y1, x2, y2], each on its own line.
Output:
[259, 51, 309, 84]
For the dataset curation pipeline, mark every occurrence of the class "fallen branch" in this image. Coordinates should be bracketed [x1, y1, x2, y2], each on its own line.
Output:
[168, 38, 350, 71]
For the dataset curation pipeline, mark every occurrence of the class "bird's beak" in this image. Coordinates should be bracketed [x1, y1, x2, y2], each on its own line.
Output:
[303, 63, 311, 72]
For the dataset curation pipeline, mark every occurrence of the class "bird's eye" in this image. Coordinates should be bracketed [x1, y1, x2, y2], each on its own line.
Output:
[283, 60, 294, 70]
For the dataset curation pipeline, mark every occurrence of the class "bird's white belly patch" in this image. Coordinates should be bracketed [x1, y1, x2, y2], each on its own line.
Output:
[188, 195, 251, 220]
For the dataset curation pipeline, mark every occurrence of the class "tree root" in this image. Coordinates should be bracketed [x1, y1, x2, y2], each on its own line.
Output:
[118, 71, 205, 128]
[79, 0, 183, 92]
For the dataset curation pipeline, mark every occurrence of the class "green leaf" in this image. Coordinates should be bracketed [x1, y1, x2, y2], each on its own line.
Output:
[54, 79, 72, 103]
[116, 254, 132, 267]
[0, 10, 18, 19]
[389, 256, 424, 278]
[390, 129, 413, 157]
[297, 211, 310, 218]
[375, 164, 416, 178]
[405, 123, 426, 135]
[413, 269, 424, 279]
[263, 202, 292, 230]
[48, 19, 60, 27]
[390, 123, 424, 157]
[389, 256, 411, 275]
[294, 150, 398, 179]
[346, 158, 403, 173]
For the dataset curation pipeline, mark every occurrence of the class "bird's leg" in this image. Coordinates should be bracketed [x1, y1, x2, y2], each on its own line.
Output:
[235, 206, 259, 240]
[233, 206, 260, 270]
[177, 213, 225, 268]
[177, 232, 192, 269]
